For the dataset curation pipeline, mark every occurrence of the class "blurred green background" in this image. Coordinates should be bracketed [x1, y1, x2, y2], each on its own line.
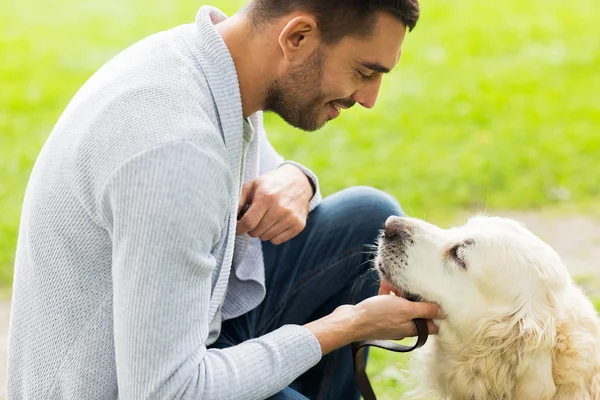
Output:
[1, 0, 599, 397]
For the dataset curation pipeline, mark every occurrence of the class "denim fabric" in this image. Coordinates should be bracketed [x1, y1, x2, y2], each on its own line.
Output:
[210, 186, 403, 399]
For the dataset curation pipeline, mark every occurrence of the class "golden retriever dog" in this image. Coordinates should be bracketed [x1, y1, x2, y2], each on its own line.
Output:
[375, 215, 600, 399]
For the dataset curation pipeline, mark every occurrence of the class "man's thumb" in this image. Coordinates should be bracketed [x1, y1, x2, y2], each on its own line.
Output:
[238, 181, 255, 214]
[410, 301, 446, 320]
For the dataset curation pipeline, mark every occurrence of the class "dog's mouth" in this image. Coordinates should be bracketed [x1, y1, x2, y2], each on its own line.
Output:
[380, 276, 424, 303]
[376, 260, 424, 303]
[402, 290, 423, 303]
[373, 227, 425, 302]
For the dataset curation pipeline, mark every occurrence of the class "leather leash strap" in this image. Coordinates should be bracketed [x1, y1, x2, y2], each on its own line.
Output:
[351, 318, 429, 400]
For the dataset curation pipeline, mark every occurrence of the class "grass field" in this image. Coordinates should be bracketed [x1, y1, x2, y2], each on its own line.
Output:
[2, 0, 599, 396]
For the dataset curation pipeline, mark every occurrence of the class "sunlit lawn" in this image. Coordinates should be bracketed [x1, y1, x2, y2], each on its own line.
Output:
[1, 0, 599, 396]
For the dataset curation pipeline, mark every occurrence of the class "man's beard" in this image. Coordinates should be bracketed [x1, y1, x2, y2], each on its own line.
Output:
[264, 48, 330, 132]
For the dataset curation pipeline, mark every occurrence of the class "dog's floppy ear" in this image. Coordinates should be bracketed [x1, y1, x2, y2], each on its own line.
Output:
[512, 257, 564, 398]
[514, 314, 557, 399]
[463, 311, 556, 399]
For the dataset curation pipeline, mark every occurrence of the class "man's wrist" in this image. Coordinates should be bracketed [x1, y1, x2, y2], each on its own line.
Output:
[278, 161, 322, 212]
[279, 164, 314, 199]
[304, 305, 365, 355]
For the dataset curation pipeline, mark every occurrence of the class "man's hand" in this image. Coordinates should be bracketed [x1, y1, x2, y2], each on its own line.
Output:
[305, 295, 443, 355]
[236, 164, 313, 245]
[352, 295, 442, 340]
[378, 279, 396, 296]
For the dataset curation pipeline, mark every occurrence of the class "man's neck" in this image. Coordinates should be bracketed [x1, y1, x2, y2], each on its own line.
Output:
[215, 14, 276, 119]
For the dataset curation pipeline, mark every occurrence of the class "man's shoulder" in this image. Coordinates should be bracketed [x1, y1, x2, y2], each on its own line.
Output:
[61, 23, 225, 153]
[75, 24, 218, 123]
[48, 24, 231, 211]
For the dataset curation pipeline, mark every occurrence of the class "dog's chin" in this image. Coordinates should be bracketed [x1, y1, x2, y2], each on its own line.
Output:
[376, 262, 425, 303]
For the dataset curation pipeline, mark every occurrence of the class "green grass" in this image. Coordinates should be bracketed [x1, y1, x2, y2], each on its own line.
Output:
[2, 0, 600, 282]
[1, 0, 600, 396]
[367, 345, 414, 399]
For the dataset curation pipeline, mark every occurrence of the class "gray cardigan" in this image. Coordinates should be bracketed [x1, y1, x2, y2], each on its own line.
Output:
[8, 6, 323, 399]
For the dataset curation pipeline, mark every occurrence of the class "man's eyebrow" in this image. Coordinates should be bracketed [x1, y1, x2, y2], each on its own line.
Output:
[360, 62, 392, 74]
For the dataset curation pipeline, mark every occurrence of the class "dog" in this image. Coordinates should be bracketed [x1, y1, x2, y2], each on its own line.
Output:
[375, 215, 600, 399]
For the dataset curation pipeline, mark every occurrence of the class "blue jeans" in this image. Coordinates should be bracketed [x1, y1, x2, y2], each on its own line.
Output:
[210, 186, 403, 400]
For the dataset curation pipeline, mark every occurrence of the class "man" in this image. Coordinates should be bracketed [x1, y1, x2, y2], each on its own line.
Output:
[8, 0, 443, 399]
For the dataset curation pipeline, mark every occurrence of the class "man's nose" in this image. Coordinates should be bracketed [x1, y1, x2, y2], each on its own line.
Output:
[352, 76, 382, 109]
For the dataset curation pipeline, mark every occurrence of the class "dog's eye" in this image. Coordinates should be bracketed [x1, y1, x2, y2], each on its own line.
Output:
[450, 245, 462, 260]
[449, 244, 467, 269]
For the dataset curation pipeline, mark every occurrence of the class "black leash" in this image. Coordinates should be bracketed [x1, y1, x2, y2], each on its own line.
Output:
[351, 318, 429, 400]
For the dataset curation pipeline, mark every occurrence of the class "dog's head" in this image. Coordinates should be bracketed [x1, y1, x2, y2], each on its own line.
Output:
[376, 215, 569, 326]
[376, 215, 572, 397]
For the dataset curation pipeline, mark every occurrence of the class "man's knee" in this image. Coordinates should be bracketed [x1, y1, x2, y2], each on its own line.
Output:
[320, 186, 403, 229]
[341, 185, 402, 214]
[267, 387, 308, 400]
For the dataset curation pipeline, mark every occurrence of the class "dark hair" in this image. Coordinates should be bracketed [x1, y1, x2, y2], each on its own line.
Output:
[246, 0, 420, 44]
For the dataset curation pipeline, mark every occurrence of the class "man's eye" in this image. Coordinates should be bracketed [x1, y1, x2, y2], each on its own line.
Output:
[357, 70, 372, 80]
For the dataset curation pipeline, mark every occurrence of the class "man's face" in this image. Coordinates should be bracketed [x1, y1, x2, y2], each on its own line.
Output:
[265, 12, 407, 132]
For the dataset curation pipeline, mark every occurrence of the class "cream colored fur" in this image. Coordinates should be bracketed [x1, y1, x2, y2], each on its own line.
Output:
[375, 216, 600, 400]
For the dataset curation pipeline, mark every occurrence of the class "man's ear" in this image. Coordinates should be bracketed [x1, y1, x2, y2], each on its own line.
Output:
[277, 15, 320, 62]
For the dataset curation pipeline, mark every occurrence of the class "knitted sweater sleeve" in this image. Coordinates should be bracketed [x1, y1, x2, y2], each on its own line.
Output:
[258, 132, 323, 212]
[100, 140, 321, 399]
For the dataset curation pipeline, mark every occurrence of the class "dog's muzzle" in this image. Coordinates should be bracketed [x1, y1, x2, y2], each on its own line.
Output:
[352, 242, 429, 400]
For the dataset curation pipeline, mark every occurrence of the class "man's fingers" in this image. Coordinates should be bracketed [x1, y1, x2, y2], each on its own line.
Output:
[257, 217, 290, 242]
[248, 208, 281, 239]
[406, 300, 446, 320]
[236, 201, 268, 235]
[404, 319, 438, 337]
[378, 279, 395, 296]
[238, 182, 255, 216]
[426, 320, 439, 335]
[270, 226, 299, 245]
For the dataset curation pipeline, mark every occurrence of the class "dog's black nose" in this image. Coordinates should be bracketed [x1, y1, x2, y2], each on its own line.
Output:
[384, 216, 405, 238]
